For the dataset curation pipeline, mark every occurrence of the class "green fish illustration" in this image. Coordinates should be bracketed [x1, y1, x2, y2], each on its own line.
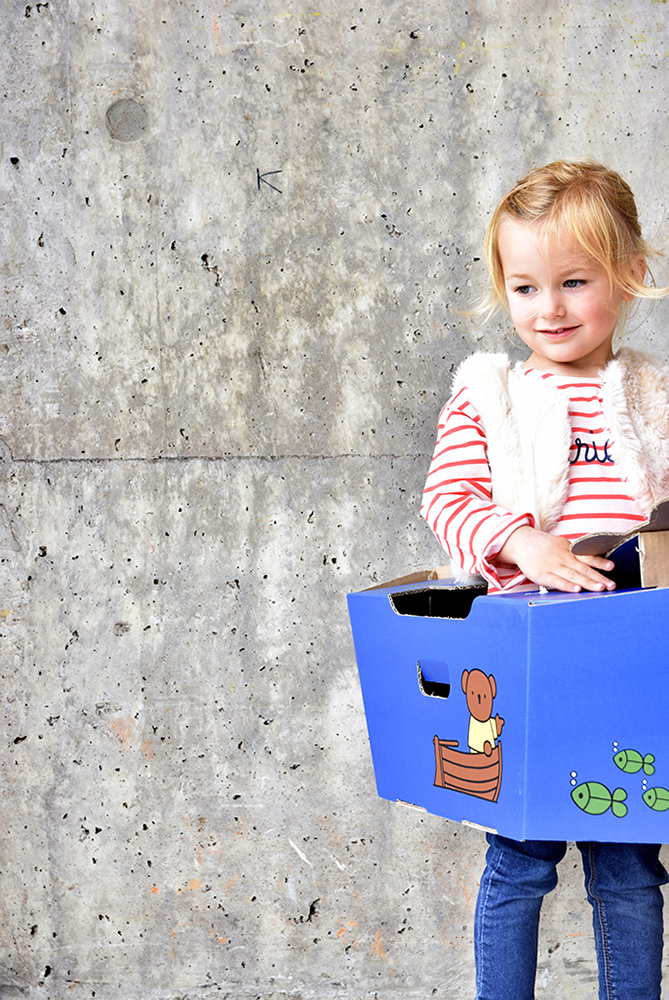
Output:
[613, 748, 655, 776]
[642, 787, 669, 812]
[571, 782, 628, 818]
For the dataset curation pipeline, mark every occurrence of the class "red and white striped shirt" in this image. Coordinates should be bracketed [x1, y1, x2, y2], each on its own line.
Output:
[421, 367, 646, 592]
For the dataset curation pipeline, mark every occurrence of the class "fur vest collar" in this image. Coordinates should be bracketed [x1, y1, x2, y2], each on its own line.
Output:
[452, 348, 669, 532]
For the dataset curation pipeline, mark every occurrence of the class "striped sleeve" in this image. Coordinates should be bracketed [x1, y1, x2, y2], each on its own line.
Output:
[420, 387, 534, 590]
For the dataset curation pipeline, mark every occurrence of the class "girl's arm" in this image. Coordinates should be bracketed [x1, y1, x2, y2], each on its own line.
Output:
[421, 390, 535, 590]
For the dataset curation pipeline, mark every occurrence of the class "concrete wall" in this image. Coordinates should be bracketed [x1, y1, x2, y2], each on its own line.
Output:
[2, 1, 669, 997]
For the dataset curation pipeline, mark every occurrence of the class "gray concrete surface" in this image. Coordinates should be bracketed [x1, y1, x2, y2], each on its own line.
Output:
[2, 0, 669, 997]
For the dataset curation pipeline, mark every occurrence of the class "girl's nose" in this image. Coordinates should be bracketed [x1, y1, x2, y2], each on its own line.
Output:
[540, 289, 567, 320]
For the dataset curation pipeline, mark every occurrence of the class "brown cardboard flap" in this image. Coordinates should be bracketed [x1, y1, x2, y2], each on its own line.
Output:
[639, 532, 669, 589]
[571, 496, 669, 557]
[363, 565, 453, 592]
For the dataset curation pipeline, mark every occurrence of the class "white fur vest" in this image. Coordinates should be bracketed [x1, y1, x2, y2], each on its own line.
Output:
[452, 348, 669, 532]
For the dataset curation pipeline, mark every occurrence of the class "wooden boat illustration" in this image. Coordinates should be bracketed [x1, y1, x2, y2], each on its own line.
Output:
[433, 736, 502, 802]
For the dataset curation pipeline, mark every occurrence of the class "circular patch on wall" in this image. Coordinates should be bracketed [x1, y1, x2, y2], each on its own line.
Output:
[105, 99, 149, 142]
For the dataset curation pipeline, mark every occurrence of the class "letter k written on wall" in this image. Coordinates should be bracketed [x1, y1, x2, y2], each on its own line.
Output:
[257, 168, 282, 193]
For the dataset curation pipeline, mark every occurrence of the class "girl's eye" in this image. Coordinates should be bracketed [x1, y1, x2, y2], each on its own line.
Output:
[515, 285, 535, 295]
[564, 278, 584, 289]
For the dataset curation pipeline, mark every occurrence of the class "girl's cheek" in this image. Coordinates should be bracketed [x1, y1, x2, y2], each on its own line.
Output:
[512, 301, 534, 324]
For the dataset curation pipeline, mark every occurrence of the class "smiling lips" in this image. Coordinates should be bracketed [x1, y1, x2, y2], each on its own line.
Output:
[538, 325, 580, 336]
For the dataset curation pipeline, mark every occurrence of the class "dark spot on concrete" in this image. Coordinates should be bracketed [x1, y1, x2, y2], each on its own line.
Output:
[295, 898, 320, 924]
[201, 253, 221, 286]
[105, 99, 149, 142]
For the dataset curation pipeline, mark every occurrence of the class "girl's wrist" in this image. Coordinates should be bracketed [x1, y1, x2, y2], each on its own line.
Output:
[496, 524, 536, 566]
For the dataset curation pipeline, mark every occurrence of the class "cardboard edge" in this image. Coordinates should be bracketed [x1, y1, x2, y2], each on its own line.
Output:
[639, 531, 669, 589]
[395, 799, 427, 813]
[461, 819, 498, 835]
[571, 496, 669, 557]
[360, 565, 454, 592]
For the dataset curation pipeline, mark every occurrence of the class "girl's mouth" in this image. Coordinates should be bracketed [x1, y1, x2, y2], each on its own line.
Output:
[538, 325, 580, 337]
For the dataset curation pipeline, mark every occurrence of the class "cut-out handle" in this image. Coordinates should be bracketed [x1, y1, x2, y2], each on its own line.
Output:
[391, 585, 486, 619]
[417, 660, 451, 699]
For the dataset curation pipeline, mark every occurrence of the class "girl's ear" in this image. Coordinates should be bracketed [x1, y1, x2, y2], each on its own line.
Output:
[622, 255, 646, 301]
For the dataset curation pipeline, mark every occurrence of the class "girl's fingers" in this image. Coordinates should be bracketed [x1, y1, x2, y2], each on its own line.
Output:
[559, 561, 615, 592]
[575, 553, 615, 572]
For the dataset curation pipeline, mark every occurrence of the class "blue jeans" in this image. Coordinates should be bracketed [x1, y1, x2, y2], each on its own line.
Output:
[475, 834, 668, 1000]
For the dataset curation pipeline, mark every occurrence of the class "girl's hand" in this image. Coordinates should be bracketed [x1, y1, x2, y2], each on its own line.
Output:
[496, 525, 616, 593]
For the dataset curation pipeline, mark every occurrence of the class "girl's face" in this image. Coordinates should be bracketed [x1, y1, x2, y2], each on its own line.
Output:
[498, 217, 634, 377]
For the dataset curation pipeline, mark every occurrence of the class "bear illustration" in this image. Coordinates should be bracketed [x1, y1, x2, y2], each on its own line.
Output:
[461, 668, 504, 757]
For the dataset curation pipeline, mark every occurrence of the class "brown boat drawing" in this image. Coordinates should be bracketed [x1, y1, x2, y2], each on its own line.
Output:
[433, 736, 502, 802]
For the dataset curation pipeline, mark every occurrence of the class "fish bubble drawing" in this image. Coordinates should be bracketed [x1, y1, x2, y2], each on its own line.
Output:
[613, 748, 655, 776]
[571, 782, 628, 818]
[643, 787, 669, 812]
[570, 771, 578, 787]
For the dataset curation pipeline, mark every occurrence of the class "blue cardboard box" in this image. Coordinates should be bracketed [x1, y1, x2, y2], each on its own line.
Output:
[347, 576, 669, 842]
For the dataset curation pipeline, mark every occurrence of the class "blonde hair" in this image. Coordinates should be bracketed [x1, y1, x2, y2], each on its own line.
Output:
[482, 159, 667, 318]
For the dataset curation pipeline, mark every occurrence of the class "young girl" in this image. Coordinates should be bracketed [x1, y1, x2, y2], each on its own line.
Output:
[421, 160, 669, 1000]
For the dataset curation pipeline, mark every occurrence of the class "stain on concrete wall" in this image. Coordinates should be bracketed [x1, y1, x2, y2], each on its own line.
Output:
[1, 1, 669, 997]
